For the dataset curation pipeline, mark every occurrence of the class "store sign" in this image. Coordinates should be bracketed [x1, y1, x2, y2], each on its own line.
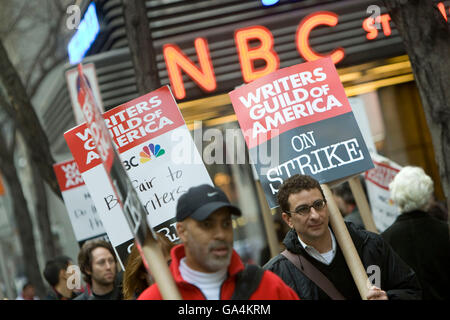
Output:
[163, 3, 450, 100]
[229, 57, 374, 208]
[68, 2, 100, 64]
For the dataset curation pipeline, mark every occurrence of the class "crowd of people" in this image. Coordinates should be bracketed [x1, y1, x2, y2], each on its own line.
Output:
[17, 166, 449, 300]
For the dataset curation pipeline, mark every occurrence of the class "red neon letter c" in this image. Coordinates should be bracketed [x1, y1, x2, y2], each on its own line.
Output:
[296, 12, 345, 64]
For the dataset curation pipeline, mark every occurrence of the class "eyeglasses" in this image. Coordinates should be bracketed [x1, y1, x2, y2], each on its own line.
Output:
[286, 199, 327, 216]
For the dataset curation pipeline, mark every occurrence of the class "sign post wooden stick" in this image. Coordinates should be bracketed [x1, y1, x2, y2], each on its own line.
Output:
[322, 183, 369, 300]
[255, 180, 279, 259]
[348, 176, 378, 233]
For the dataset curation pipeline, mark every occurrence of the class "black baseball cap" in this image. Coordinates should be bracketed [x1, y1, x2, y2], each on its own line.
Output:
[176, 184, 242, 222]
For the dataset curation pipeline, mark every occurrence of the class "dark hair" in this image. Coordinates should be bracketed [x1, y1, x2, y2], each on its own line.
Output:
[43, 256, 72, 287]
[332, 182, 355, 206]
[78, 240, 116, 285]
[22, 282, 34, 291]
[277, 174, 325, 214]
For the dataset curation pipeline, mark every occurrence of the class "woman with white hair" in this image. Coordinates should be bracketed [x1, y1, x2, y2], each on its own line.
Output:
[382, 166, 450, 300]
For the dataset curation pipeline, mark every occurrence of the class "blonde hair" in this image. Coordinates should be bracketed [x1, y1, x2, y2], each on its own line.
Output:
[389, 166, 434, 213]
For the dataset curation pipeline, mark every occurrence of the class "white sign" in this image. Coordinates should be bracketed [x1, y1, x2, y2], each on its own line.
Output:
[64, 86, 212, 266]
[364, 153, 402, 232]
[53, 159, 106, 244]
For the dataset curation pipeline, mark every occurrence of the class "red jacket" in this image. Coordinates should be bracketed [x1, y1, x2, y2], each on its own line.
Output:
[138, 244, 300, 300]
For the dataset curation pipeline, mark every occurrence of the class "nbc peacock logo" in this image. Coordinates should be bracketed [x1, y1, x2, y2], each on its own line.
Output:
[139, 143, 166, 164]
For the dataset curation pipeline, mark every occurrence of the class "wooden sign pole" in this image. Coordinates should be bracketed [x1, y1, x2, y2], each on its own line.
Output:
[348, 176, 378, 234]
[322, 183, 369, 300]
[255, 180, 280, 259]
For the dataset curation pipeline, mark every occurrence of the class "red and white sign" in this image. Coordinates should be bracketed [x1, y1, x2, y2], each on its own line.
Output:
[66, 63, 104, 125]
[76, 64, 114, 172]
[64, 85, 212, 265]
[364, 153, 402, 232]
[230, 57, 352, 149]
[53, 159, 106, 243]
[229, 57, 373, 208]
[66, 86, 186, 173]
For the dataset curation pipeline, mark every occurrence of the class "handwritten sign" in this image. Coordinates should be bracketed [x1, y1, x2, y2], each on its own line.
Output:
[364, 153, 402, 232]
[64, 85, 212, 265]
[53, 159, 107, 245]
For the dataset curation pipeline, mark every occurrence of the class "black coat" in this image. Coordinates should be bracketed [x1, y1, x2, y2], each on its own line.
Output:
[74, 284, 123, 300]
[75, 271, 124, 300]
[382, 210, 450, 300]
[264, 222, 422, 300]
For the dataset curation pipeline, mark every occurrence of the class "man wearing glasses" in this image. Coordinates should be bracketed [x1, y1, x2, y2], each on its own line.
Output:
[264, 174, 421, 300]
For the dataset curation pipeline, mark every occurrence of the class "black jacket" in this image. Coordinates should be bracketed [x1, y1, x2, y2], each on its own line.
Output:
[382, 210, 450, 300]
[74, 284, 123, 300]
[45, 288, 80, 300]
[264, 222, 422, 300]
[75, 272, 123, 300]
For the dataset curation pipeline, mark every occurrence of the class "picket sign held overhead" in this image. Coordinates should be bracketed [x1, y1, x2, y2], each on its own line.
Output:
[229, 57, 374, 208]
[53, 159, 107, 245]
[229, 57, 375, 299]
[66, 63, 104, 125]
[65, 64, 185, 300]
[65, 83, 212, 265]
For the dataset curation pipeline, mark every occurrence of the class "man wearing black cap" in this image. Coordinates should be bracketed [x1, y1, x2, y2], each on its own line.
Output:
[138, 184, 299, 300]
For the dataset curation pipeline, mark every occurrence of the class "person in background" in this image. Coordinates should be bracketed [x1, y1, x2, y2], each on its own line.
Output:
[75, 240, 123, 300]
[265, 174, 421, 300]
[122, 233, 174, 300]
[16, 283, 39, 300]
[138, 184, 300, 300]
[427, 194, 448, 222]
[332, 180, 365, 230]
[382, 166, 450, 300]
[43, 255, 80, 300]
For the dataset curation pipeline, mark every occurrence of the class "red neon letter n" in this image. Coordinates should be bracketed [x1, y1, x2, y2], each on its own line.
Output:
[163, 38, 216, 100]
